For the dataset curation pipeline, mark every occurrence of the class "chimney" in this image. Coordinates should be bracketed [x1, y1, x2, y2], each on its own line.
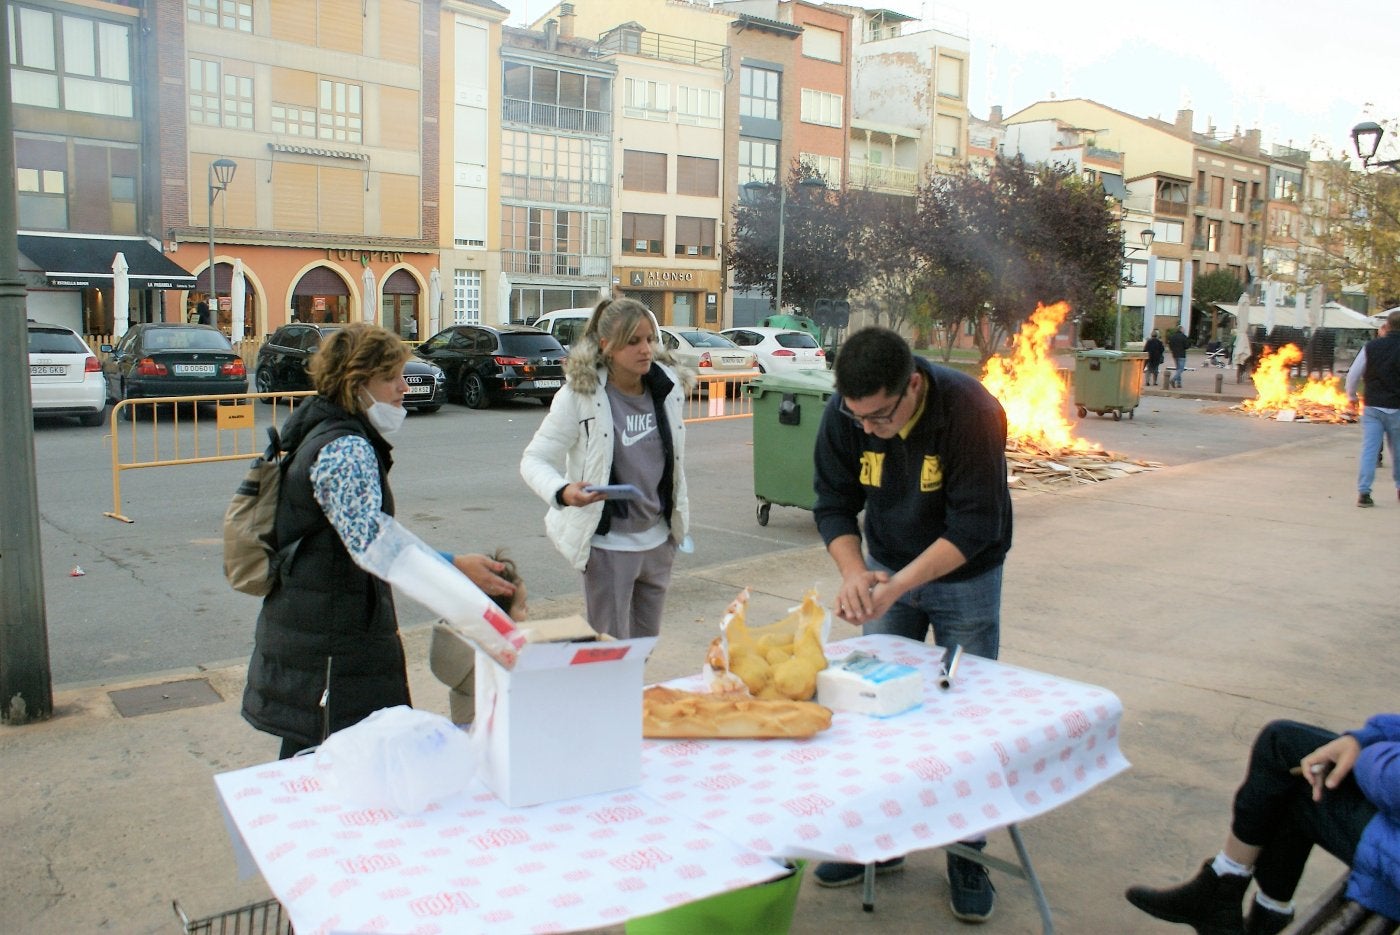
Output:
[1245, 128, 1261, 155]
[544, 18, 558, 50]
[559, 3, 576, 40]
[1175, 108, 1193, 135]
[989, 105, 1003, 126]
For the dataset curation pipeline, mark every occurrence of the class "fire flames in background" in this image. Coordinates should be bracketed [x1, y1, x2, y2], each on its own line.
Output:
[980, 301, 1100, 454]
[1238, 344, 1353, 423]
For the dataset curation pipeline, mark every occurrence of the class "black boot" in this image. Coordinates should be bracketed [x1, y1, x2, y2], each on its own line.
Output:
[1243, 900, 1292, 935]
[1125, 861, 1249, 935]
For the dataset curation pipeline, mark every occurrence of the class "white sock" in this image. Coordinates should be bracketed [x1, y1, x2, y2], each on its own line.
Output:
[1254, 892, 1294, 915]
[1211, 852, 1253, 878]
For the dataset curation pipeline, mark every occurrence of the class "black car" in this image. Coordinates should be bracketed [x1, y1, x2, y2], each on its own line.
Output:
[253, 322, 445, 412]
[103, 323, 248, 404]
[416, 325, 567, 409]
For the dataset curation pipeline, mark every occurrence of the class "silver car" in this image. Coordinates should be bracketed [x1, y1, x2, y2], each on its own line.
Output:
[658, 326, 756, 395]
[28, 320, 107, 426]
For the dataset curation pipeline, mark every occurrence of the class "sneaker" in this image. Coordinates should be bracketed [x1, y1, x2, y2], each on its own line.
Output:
[947, 843, 996, 922]
[812, 857, 905, 888]
[1358, 493, 1375, 507]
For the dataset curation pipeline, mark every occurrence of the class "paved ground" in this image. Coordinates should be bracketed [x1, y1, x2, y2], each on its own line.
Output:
[6, 350, 1394, 934]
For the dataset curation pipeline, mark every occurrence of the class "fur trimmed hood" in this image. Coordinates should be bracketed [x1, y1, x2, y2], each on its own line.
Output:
[563, 310, 696, 395]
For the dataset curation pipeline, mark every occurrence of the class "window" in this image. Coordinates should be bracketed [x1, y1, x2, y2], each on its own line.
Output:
[623, 150, 666, 193]
[1154, 294, 1182, 317]
[674, 216, 715, 257]
[935, 114, 961, 157]
[802, 25, 842, 63]
[739, 65, 779, 120]
[676, 85, 721, 127]
[8, 6, 133, 116]
[1156, 258, 1182, 283]
[271, 103, 316, 136]
[622, 212, 664, 255]
[738, 138, 777, 185]
[501, 206, 587, 275]
[1151, 219, 1184, 244]
[453, 270, 482, 325]
[800, 89, 843, 128]
[676, 156, 718, 197]
[1209, 176, 1224, 208]
[936, 55, 964, 99]
[318, 79, 362, 143]
[189, 58, 252, 129]
[500, 130, 609, 206]
[502, 62, 611, 134]
[1230, 180, 1246, 213]
[16, 164, 66, 229]
[624, 77, 669, 119]
[800, 152, 841, 186]
[1273, 171, 1299, 201]
[1230, 222, 1244, 253]
[1206, 220, 1220, 252]
[186, 0, 252, 32]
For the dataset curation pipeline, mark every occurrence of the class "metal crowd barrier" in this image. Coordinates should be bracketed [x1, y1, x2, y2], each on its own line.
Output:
[681, 370, 759, 424]
[103, 391, 313, 523]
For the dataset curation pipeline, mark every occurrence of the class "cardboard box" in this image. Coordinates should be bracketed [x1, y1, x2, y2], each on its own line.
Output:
[475, 617, 655, 807]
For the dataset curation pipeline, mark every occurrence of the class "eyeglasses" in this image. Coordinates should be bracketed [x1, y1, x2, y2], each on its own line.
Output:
[839, 380, 910, 427]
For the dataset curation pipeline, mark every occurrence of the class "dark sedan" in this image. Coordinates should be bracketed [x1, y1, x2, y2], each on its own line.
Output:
[416, 324, 566, 409]
[103, 323, 247, 405]
[253, 322, 445, 412]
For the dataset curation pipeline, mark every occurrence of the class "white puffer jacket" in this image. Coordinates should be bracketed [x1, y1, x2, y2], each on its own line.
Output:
[520, 357, 691, 572]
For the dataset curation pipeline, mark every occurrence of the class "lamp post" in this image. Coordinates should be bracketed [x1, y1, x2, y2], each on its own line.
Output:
[208, 158, 237, 318]
[1351, 120, 1400, 171]
[742, 175, 826, 314]
[1115, 227, 1156, 350]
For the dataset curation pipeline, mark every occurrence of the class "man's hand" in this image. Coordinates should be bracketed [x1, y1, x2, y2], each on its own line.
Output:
[451, 553, 516, 599]
[835, 567, 890, 623]
[1300, 734, 1361, 802]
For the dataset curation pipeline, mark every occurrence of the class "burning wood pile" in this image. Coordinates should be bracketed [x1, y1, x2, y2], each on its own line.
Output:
[1235, 345, 1355, 423]
[980, 302, 1161, 489]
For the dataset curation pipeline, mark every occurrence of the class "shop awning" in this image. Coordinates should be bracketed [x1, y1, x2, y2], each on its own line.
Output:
[17, 233, 197, 289]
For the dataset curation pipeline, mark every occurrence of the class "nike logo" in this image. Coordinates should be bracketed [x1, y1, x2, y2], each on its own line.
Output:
[621, 413, 656, 447]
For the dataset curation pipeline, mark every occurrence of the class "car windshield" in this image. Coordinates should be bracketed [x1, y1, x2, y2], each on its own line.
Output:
[775, 332, 819, 349]
[143, 329, 233, 351]
[678, 331, 737, 349]
[29, 328, 87, 354]
[500, 334, 565, 356]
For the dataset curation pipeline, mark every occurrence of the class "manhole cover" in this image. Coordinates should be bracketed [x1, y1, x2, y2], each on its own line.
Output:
[108, 678, 223, 717]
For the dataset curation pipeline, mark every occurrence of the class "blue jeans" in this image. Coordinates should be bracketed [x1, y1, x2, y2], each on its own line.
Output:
[1172, 356, 1186, 387]
[1358, 406, 1400, 494]
[863, 560, 1002, 660]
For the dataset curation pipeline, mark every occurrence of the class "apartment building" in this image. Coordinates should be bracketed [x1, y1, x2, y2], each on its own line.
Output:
[152, 0, 442, 339]
[1189, 124, 1270, 304]
[10, 0, 197, 335]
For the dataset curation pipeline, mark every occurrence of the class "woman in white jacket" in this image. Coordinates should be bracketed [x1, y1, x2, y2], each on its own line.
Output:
[520, 298, 692, 638]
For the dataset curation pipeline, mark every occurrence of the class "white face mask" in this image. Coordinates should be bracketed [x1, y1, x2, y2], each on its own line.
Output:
[360, 392, 407, 437]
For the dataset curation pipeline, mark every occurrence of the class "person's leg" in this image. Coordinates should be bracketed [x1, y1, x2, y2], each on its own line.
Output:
[861, 557, 936, 643]
[917, 566, 1003, 661]
[583, 547, 641, 639]
[1381, 408, 1400, 494]
[626, 541, 676, 639]
[1357, 408, 1383, 498]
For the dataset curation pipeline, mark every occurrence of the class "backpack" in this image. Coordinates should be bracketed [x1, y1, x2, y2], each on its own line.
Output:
[223, 426, 299, 596]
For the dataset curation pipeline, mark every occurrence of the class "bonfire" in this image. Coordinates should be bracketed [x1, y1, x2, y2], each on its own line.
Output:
[1237, 345, 1354, 423]
[979, 302, 1158, 488]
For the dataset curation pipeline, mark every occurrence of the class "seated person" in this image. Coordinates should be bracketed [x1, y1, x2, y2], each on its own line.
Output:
[429, 550, 527, 725]
[1126, 714, 1400, 935]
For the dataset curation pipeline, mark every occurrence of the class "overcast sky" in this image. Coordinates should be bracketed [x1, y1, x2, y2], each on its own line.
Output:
[509, 0, 1400, 160]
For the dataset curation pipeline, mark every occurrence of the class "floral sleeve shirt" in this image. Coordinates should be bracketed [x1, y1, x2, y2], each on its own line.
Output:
[309, 434, 387, 563]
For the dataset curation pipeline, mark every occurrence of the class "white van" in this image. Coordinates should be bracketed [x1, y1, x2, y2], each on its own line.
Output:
[532, 307, 593, 350]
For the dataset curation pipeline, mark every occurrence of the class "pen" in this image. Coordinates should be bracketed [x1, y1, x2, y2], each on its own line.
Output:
[938, 644, 964, 691]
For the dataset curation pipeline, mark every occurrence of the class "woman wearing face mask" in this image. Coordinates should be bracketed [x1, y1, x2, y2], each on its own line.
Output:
[242, 323, 514, 758]
[521, 298, 692, 639]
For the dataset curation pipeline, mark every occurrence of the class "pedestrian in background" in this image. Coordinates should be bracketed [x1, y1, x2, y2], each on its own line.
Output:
[520, 298, 692, 639]
[810, 326, 1013, 922]
[1168, 327, 1190, 388]
[1345, 309, 1400, 507]
[1145, 330, 1166, 386]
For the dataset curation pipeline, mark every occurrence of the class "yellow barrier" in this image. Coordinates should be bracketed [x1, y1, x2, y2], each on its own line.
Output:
[104, 390, 313, 523]
[682, 371, 760, 424]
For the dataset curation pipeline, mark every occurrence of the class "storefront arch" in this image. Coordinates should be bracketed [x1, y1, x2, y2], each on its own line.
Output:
[288, 263, 355, 325]
[381, 264, 425, 339]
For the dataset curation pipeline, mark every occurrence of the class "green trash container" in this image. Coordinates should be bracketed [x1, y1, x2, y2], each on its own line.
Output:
[745, 369, 835, 526]
[625, 860, 806, 935]
[1073, 350, 1148, 421]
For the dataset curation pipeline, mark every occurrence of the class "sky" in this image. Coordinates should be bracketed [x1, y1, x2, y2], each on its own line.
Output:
[509, 0, 1400, 161]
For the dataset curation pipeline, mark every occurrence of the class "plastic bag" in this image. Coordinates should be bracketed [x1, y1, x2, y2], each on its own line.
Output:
[704, 587, 831, 700]
[315, 706, 478, 814]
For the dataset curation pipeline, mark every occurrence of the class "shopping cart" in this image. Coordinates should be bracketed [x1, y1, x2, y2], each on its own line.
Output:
[173, 898, 291, 934]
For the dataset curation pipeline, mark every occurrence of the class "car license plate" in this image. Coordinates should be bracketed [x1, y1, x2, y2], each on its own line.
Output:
[30, 364, 66, 376]
[174, 363, 216, 375]
[720, 356, 745, 366]
[406, 383, 431, 395]
[534, 379, 561, 389]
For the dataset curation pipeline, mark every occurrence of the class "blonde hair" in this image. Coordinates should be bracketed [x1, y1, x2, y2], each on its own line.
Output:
[564, 297, 659, 383]
[308, 323, 412, 412]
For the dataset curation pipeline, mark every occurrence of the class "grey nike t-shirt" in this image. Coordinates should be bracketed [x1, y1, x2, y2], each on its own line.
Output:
[594, 382, 666, 548]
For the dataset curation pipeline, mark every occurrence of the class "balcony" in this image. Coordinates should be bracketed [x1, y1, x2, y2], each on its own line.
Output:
[503, 98, 611, 135]
[501, 251, 611, 279]
[594, 30, 727, 70]
[1155, 198, 1189, 218]
[849, 159, 918, 194]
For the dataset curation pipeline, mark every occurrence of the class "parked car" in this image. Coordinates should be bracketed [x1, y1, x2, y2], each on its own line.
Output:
[415, 324, 566, 409]
[720, 326, 825, 373]
[103, 323, 247, 407]
[657, 326, 756, 395]
[28, 319, 106, 426]
[254, 322, 445, 412]
[531, 307, 593, 350]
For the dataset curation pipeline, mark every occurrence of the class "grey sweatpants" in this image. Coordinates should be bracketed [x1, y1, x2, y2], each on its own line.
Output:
[582, 541, 676, 639]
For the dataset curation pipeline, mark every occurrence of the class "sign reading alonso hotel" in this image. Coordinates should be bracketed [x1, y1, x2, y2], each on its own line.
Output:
[623, 267, 720, 290]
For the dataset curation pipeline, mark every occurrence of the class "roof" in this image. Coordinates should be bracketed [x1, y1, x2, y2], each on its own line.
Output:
[18, 233, 196, 289]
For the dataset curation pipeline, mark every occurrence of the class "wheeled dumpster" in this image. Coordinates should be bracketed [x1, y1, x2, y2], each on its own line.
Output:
[1073, 349, 1148, 421]
[745, 369, 835, 526]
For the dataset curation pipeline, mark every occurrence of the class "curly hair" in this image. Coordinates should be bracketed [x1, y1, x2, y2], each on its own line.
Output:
[486, 548, 523, 617]
[307, 323, 412, 411]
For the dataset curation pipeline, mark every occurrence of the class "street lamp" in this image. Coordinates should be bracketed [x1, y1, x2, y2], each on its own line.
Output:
[208, 158, 237, 318]
[741, 175, 827, 314]
[1115, 227, 1155, 350]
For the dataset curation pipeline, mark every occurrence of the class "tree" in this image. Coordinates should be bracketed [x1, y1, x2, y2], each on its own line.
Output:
[1192, 269, 1244, 343]
[1303, 157, 1400, 311]
[844, 188, 923, 335]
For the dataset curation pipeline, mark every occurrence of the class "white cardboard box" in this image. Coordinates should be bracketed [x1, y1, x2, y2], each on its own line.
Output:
[474, 623, 656, 808]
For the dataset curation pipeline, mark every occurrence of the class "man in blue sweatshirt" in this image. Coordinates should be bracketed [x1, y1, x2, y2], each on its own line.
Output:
[810, 327, 1013, 922]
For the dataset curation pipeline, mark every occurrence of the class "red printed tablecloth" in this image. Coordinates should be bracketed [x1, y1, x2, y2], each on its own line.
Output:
[213, 760, 788, 935]
[640, 634, 1128, 864]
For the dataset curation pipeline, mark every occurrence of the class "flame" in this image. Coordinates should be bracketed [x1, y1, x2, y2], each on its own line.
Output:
[1239, 344, 1352, 422]
[980, 302, 1099, 454]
